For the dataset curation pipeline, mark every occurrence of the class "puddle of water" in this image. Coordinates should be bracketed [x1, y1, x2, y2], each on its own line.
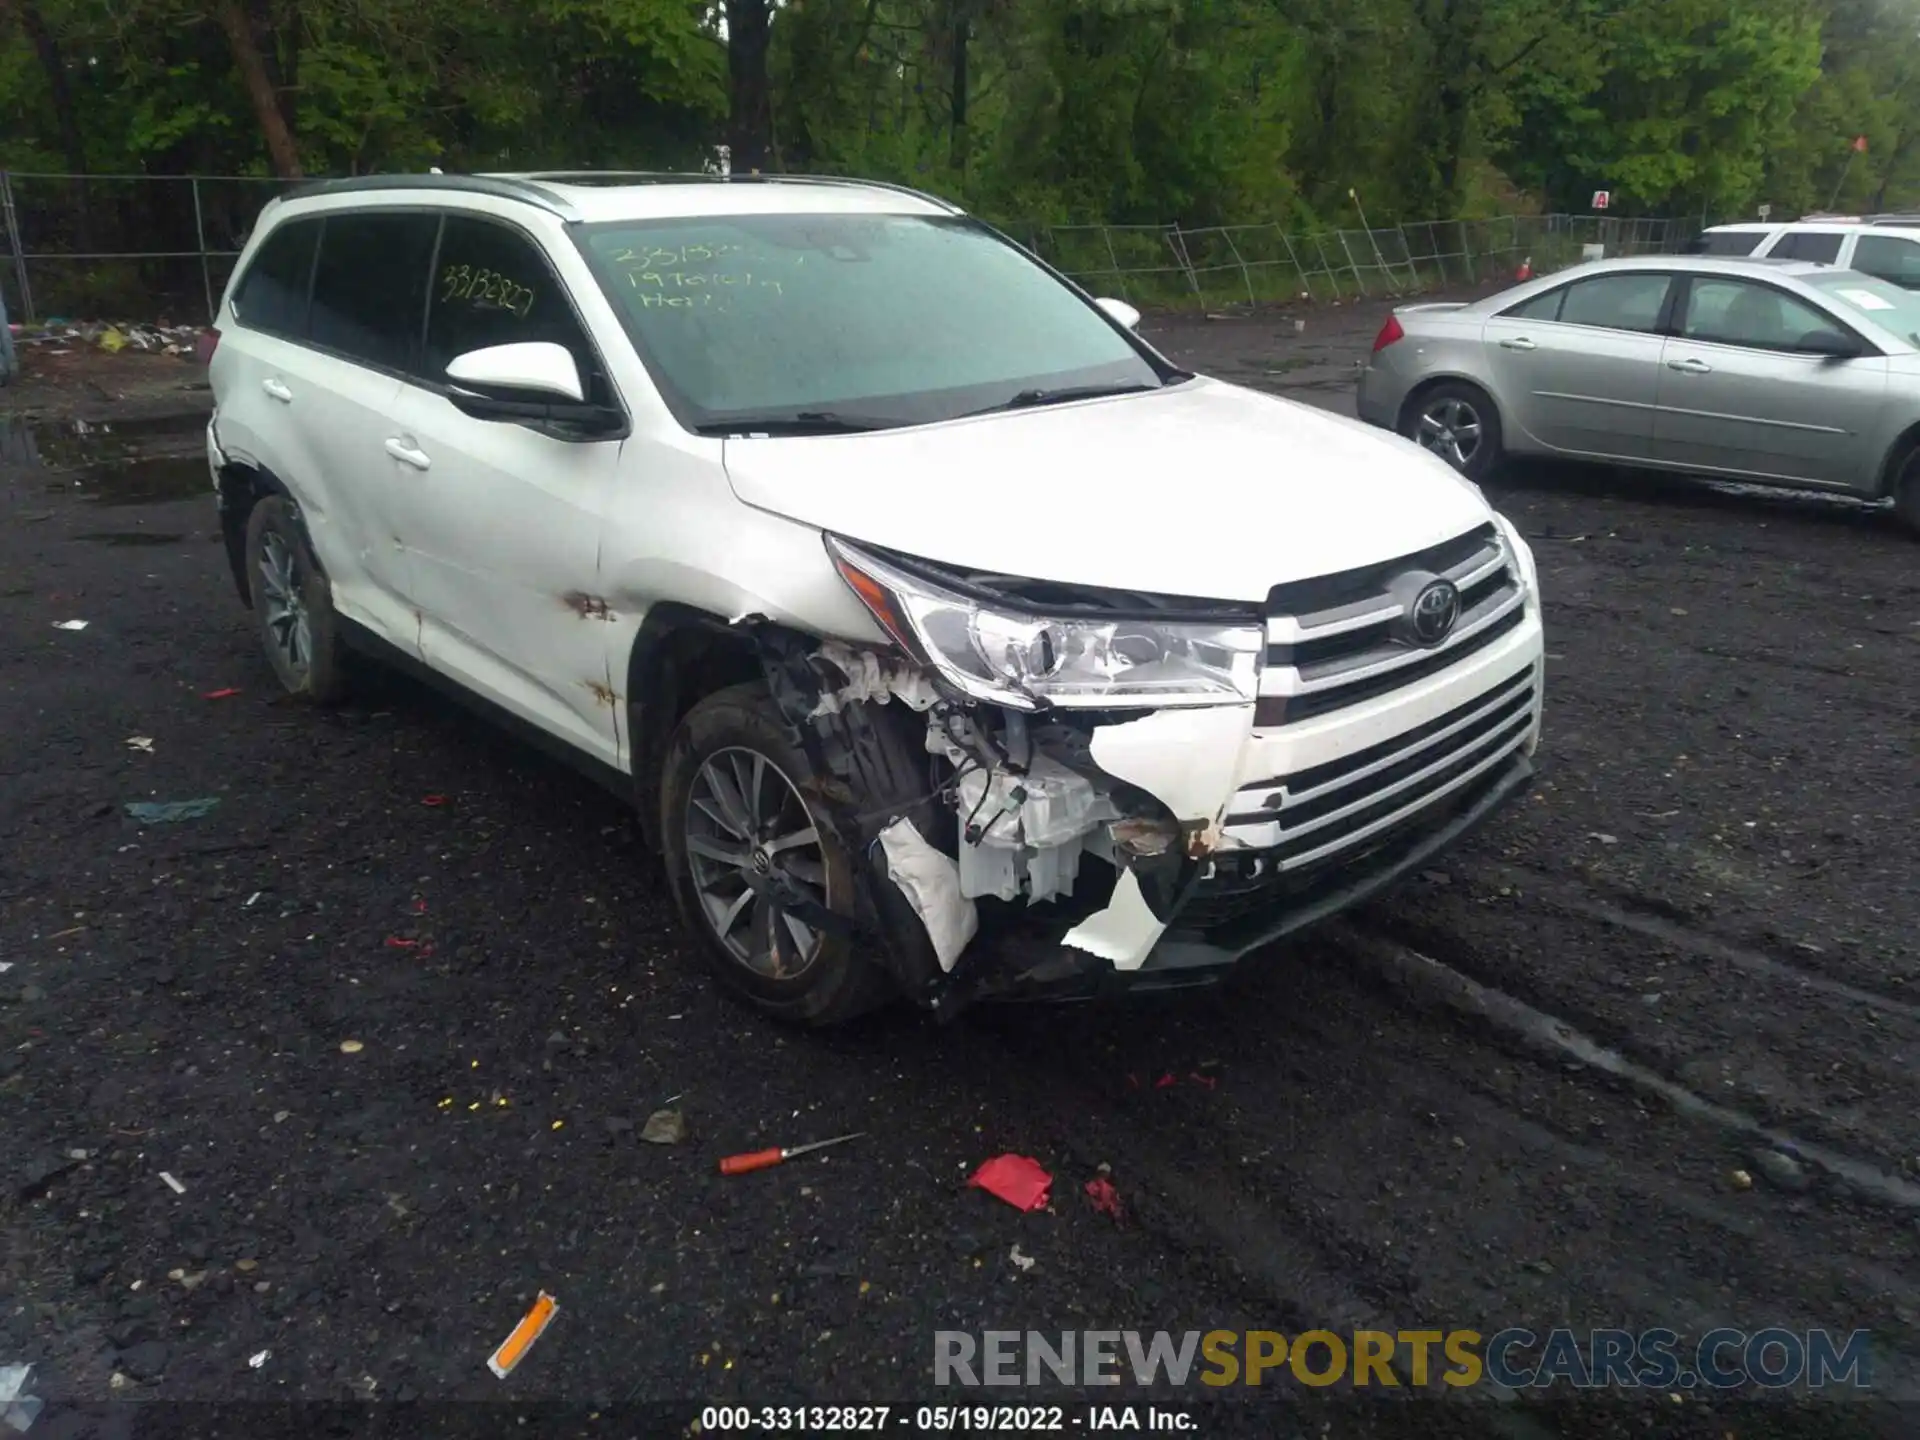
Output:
[40, 455, 209, 506]
[73, 531, 187, 547]
[3, 413, 210, 506]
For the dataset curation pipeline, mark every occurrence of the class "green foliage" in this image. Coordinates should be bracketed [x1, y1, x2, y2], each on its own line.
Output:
[1, 0, 1917, 224]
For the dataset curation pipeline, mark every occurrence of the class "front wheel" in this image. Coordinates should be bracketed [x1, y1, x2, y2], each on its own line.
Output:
[1402, 381, 1504, 483]
[659, 682, 893, 1026]
[1894, 449, 1920, 538]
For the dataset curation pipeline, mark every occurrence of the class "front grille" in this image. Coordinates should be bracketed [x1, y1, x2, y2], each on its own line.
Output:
[1202, 665, 1534, 896]
[1254, 522, 1526, 727]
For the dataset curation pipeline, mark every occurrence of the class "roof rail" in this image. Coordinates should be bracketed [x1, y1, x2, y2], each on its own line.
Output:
[281, 172, 577, 218]
[496, 168, 965, 213]
[1865, 213, 1920, 226]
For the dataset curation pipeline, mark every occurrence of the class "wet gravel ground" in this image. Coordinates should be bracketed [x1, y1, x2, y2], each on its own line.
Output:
[3, 300, 1919, 1439]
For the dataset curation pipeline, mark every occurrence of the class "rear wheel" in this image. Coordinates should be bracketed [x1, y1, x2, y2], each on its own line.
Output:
[660, 682, 893, 1025]
[245, 494, 348, 704]
[1402, 381, 1504, 483]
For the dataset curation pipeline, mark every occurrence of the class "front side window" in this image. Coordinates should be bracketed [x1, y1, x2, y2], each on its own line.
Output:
[231, 218, 319, 337]
[424, 215, 611, 405]
[1850, 234, 1920, 291]
[1681, 279, 1851, 352]
[1557, 273, 1672, 333]
[577, 213, 1167, 430]
[1769, 231, 1844, 263]
[310, 212, 437, 372]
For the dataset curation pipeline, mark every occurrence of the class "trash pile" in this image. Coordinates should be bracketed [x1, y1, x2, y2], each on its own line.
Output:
[6, 320, 206, 359]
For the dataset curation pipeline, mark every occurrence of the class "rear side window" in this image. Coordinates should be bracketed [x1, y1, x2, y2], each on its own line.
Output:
[1557, 273, 1671, 333]
[424, 216, 601, 396]
[1681, 278, 1851, 353]
[231, 219, 319, 337]
[310, 212, 437, 372]
[1769, 231, 1844, 263]
[1500, 288, 1564, 321]
[1851, 234, 1920, 290]
[1686, 230, 1766, 256]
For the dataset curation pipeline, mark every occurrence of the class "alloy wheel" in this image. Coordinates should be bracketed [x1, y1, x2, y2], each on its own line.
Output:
[258, 530, 312, 680]
[684, 746, 829, 979]
[1417, 396, 1483, 470]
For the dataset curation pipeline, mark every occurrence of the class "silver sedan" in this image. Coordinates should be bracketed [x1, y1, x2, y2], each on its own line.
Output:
[1355, 254, 1920, 533]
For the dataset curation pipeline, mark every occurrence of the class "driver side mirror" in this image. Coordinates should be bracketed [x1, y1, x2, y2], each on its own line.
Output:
[444, 341, 622, 431]
[1796, 330, 1865, 360]
[1094, 296, 1142, 331]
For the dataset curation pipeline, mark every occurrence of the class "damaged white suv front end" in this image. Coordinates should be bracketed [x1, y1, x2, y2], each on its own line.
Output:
[721, 399, 1543, 1020]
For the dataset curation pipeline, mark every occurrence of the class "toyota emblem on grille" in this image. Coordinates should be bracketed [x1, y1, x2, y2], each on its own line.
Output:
[1409, 579, 1461, 645]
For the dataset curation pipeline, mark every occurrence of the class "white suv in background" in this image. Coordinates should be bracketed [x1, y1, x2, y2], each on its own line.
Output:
[204, 171, 1544, 1025]
[1689, 216, 1920, 289]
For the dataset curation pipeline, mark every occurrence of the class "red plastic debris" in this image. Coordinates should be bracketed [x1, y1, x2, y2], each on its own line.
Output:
[1085, 1176, 1124, 1220]
[421, 795, 448, 807]
[202, 688, 241, 700]
[411, 899, 429, 914]
[1154, 1073, 1179, 1089]
[967, 1155, 1052, 1212]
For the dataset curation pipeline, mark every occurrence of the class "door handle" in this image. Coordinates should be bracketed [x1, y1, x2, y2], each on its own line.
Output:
[261, 378, 293, 403]
[1666, 358, 1712, 374]
[1499, 337, 1538, 351]
[384, 438, 432, 471]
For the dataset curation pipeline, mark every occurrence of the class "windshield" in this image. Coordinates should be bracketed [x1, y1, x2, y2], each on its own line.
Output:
[1807, 270, 1920, 347]
[576, 213, 1168, 431]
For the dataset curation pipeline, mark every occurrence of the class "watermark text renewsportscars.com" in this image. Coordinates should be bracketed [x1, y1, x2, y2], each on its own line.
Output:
[933, 1328, 1873, 1391]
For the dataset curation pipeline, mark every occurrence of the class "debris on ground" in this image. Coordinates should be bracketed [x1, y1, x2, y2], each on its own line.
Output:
[1730, 1169, 1754, 1191]
[0, 1362, 43, 1433]
[640, 1108, 687, 1146]
[51, 620, 88, 631]
[201, 687, 241, 700]
[1009, 1244, 1035, 1272]
[247, 1350, 269, 1371]
[967, 1154, 1052, 1212]
[1085, 1176, 1125, 1220]
[719, 1131, 863, 1175]
[124, 736, 153, 753]
[158, 1171, 186, 1195]
[485, 1291, 558, 1379]
[124, 798, 219, 824]
[1753, 1147, 1812, 1193]
[339, 1039, 364, 1055]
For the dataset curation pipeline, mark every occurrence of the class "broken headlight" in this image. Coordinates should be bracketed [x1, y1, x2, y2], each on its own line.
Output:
[826, 537, 1263, 711]
[1492, 512, 1537, 600]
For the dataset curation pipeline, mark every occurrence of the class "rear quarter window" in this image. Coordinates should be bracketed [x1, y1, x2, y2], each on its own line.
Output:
[230, 218, 320, 337]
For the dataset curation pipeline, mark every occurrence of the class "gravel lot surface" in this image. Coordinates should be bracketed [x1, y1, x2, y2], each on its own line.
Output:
[3, 299, 1917, 1438]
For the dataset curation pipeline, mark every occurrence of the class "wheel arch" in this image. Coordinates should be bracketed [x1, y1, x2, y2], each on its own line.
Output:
[622, 603, 773, 851]
[1395, 372, 1500, 434]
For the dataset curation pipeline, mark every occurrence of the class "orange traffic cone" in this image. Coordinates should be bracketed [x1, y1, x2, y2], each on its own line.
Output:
[1515, 254, 1533, 281]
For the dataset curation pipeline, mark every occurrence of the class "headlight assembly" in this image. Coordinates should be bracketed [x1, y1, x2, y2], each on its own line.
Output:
[825, 537, 1263, 711]
[1492, 512, 1538, 600]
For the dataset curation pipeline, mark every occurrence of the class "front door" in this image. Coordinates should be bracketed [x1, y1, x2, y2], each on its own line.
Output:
[378, 212, 629, 771]
[1650, 276, 1889, 488]
[1481, 270, 1674, 460]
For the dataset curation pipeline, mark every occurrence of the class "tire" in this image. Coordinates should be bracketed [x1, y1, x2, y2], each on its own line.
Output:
[1895, 450, 1920, 538]
[660, 681, 893, 1026]
[1401, 380, 1504, 484]
[244, 494, 348, 704]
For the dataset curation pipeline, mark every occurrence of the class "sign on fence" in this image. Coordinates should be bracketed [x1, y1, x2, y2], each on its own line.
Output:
[1591, 190, 1611, 211]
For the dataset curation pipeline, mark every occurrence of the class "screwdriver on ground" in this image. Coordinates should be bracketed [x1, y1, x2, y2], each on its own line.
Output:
[718, 1131, 866, 1175]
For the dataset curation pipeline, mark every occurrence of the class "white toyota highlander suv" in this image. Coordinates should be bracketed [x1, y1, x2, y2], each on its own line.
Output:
[205, 170, 1545, 1024]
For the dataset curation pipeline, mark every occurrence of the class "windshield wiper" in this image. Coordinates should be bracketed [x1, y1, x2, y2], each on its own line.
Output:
[696, 411, 895, 436]
[961, 382, 1162, 418]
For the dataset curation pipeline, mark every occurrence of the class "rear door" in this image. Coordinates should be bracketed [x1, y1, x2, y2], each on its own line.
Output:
[377, 211, 629, 770]
[1650, 275, 1889, 487]
[292, 209, 439, 651]
[1481, 270, 1675, 458]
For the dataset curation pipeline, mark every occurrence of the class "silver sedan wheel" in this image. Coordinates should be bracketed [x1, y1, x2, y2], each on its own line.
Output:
[1416, 396, 1484, 471]
[257, 530, 312, 680]
[684, 746, 828, 979]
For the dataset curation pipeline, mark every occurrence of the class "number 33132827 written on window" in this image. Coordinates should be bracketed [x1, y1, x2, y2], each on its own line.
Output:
[439, 264, 535, 319]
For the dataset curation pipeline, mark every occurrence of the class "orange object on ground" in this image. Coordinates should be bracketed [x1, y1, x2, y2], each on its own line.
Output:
[968, 1154, 1052, 1212]
[486, 1291, 558, 1379]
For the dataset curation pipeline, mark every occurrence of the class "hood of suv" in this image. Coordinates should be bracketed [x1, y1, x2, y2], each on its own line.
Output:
[720, 377, 1492, 603]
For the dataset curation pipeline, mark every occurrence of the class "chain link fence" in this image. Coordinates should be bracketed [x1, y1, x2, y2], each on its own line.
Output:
[0, 170, 1684, 323]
